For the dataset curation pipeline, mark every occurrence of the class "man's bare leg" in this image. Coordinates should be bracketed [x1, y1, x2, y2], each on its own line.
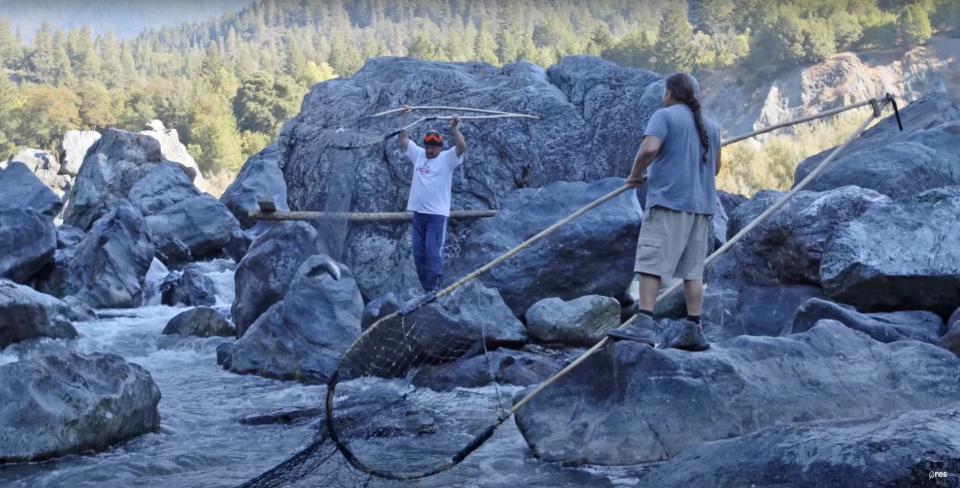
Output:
[683, 279, 704, 317]
[638, 272, 661, 313]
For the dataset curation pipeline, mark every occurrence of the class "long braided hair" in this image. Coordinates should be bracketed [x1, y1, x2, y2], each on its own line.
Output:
[665, 73, 710, 163]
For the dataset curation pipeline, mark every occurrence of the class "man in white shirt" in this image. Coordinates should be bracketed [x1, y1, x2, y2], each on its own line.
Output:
[398, 107, 466, 292]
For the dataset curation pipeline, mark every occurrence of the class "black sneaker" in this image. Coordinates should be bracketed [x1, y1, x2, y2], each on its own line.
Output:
[607, 313, 658, 345]
[666, 320, 710, 352]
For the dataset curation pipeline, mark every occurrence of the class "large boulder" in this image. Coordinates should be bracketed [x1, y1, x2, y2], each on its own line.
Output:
[787, 297, 943, 344]
[159, 266, 217, 307]
[412, 347, 560, 391]
[0, 160, 64, 217]
[0, 279, 78, 348]
[41, 201, 155, 309]
[456, 177, 642, 316]
[525, 295, 620, 346]
[162, 307, 235, 337]
[638, 403, 960, 488]
[128, 161, 201, 215]
[730, 186, 890, 285]
[939, 308, 960, 356]
[60, 129, 101, 177]
[220, 144, 289, 228]
[726, 189, 784, 241]
[228, 255, 363, 383]
[515, 321, 960, 465]
[0, 209, 56, 284]
[62, 128, 166, 231]
[793, 94, 960, 198]
[231, 221, 327, 336]
[3, 148, 72, 197]
[360, 280, 528, 366]
[0, 352, 161, 462]
[145, 195, 242, 266]
[140, 120, 206, 191]
[277, 56, 662, 298]
[821, 186, 960, 316]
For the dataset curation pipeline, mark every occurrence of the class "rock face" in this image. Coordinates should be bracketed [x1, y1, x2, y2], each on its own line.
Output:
[3, 148, 72, 197]
[0, 352, 161, 463]
[0, 279, 78, 348]
[0, 209, 56, 284]
[788, 297, 943, 344]
[456, 178, 642, 316]
[361, 280, 528, 365]
[159, 266, 217, 307]
[60, 129, 101, 177]
[943, 309, 960, 356]
[140, 120, 206, 191]
[220, 144, 289, 228]
[128, 161, 201, 216]
[0, 161, 64, 217]
[412, 348, 559, 391]
[232, 221, 327, 336]
[145, 195, 242, 265]
[821, 186, 960, 316]
[276, 56, 661, 297]
[62, 129, 166, 231]
[229, 255, 363, 383]
[42, 201, 155, 309]
[793, 94, 960, 199]
[515, 321, 960, 465]
[162, 307, 234, 337]
[525, 295, 620, 346]
[730, 186, 890, 285]
[638, 403, 960, 488]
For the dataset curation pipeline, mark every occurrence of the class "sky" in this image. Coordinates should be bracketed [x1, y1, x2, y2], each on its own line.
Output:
[0, 0, 255, 39]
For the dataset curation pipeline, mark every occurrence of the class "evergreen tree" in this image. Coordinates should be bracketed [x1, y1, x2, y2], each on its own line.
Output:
[0, 70, 16, 157]
[653, 5, 695, 73]
[899, 3, 933, 45]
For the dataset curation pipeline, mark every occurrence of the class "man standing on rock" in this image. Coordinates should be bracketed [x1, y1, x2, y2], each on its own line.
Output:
[607, 73, 721, 352]
[398, 107, 466, 293]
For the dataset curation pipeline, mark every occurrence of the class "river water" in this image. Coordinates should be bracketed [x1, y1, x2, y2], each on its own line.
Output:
[0, 260, 644, 488]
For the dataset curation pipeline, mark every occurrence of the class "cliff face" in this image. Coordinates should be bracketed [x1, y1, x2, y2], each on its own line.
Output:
[700, 37, 960, 136]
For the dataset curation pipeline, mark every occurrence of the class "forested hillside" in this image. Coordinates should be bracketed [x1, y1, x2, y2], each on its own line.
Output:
[0, 0, 957, 187]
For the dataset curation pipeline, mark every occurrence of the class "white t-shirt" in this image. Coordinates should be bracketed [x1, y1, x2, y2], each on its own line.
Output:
[405, 140, 464, 217]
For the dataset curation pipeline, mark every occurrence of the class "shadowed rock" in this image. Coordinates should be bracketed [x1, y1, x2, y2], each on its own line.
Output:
[163, 307, 235, 337]
[0, 279, 79, 348]
[787, 297, 943, 344]
[525, 295, 620, 346]
[0, 160, 64, 217]
[0, 208, 56, 284]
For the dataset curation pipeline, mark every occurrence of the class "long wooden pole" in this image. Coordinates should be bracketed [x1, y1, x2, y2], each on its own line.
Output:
[252, 209, 498, 222]
[373, 105, 540, 119]
[721, 98, 878, 146]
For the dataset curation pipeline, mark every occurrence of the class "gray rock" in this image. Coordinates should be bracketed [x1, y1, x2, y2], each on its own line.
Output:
[62, 128, 166, 231]
[220, 144, 289, 228]
[733, 186, 890, 285]
[140, 120, 206, 191]
[0, 352, 160, 463]
[0, 279, 78, 348]
[821, 186, 960, 316]
[456, 178, 642, 316]
[145, 195, 241, 266]
[793, 94, 960, 198]
[0, 209, 56, 284]
[0, 160, 64, 218]
[515, 321, 960, 465]
[278, 56, 662, 298]
[412, 348, 559, 391]
[787, 297, 943, 344]
[229, 255, 362, 383]
[216, 342, 233, 367]
[60, 129, 101, 176]
[159, 266, 216, 307]
[717, 190, 747, 218]
[726, 189, 784, 241]
[525, 295, 620, 346]
[232, 221, 327, 336]
[55, 225, 85, 249]
[128, 161, 201, 215]
[941, 308, 960, 356]
[162, 307, 234, 337]
[638, 403, 960, 488]
[360, 280, 528, 369]
[42, 200, 155, 309]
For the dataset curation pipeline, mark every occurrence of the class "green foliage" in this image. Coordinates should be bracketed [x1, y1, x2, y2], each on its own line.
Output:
[899, 4, 933, 45]
[653, 5, 695, 73]
[11, 84, 81, 149]
[933, 0, 960, 33]
[234, 73, 303, 135]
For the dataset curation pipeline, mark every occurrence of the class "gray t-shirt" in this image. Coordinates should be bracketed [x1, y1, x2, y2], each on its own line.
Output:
[642, 104, 720, 215]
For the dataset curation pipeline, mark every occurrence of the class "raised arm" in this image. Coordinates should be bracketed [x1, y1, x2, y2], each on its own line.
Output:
[626, 135, 662, 187]
[397, 105, 411, 150]
[451, 116, 465, 157]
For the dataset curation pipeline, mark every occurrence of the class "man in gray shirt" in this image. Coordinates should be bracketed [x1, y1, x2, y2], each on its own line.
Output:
[607, 73, 721, 351]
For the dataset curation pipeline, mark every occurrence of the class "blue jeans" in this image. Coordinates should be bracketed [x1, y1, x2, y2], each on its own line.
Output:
[411, 212, 447, 292]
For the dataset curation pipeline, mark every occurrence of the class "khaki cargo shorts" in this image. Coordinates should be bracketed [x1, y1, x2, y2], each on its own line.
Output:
[634, 206, 710, 280]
